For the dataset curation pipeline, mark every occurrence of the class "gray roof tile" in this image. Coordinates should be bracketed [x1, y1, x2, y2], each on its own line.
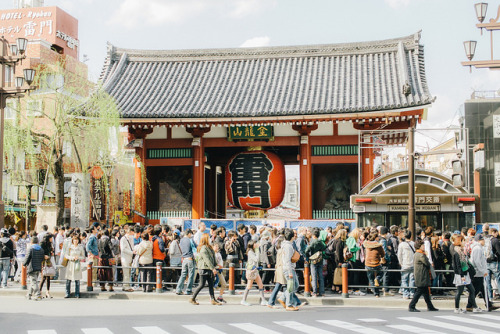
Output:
[100, 32, 434, 119]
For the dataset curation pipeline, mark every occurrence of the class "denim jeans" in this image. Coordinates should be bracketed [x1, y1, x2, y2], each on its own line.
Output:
[280, 270, 299, 307]
[400, 269, 415, 298]
[268, 283, 282, 305]
[0, 258, 11, 287]
[366, 265, 383, 296]
[310, 262, 324, 295]
[176, 258, 195, 294]
[27, 271, 41, 298]
[487, 262, 500, 298]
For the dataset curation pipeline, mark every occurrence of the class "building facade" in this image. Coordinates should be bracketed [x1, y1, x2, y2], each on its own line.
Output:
[464, 91, 500, 223]
[99, 33, 434, 224]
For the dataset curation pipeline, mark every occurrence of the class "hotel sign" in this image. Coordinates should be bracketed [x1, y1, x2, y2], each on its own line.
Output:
[388, 205, 440, 212]
[228, 125, 274, 141]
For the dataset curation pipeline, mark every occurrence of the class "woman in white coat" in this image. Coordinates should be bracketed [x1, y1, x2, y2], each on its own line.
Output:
[65, 235, 86, 298]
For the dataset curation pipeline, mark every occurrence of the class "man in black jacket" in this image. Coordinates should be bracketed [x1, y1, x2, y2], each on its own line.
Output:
[488, 228, 500, 300]
[23, 236, 45, 300]
[0, 228, 14, 288]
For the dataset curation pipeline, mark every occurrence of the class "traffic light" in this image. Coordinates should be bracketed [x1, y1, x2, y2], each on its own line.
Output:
[451, 159, 465, 187]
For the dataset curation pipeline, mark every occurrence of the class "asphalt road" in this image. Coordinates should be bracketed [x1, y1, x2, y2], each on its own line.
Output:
[1, 297, 500, 334]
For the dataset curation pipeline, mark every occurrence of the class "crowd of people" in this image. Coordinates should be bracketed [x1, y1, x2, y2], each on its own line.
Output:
[1, 221, 500, 313]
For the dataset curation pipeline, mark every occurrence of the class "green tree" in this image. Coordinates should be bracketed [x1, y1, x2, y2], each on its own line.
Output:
[4, 56, 121, 226]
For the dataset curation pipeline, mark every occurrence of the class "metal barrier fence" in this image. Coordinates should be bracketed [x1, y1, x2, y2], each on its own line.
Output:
[20, 262, 459, 299]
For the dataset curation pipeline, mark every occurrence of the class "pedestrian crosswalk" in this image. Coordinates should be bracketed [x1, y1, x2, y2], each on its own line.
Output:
[25, 313, 500, 334]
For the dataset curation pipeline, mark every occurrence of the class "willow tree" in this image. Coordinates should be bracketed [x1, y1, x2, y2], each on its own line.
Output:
[4, 56, 121, 226]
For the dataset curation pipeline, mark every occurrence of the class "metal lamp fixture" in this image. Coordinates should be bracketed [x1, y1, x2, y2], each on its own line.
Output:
[475, 2, 488, 23]
[9, 44, 18, 56]
[463, 40, 477, 60]
[15, 76, 24, 88]
[16, 38, 28, 55]
[23, 68, 35, 85]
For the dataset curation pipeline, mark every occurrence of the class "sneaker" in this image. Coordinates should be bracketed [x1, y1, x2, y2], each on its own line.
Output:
[473, 307, 483, 313]
[267, 304, 278, 309]
[175, 291, 184, 295]
[240, 300, 251, 306]
[285, 306, 299, 311]
[383, 291, 394, 297]
[189, 298, 199, 305]
[216, 297, 227, 303]
[260, 300, 268, 306]
[354, 290, 366, 296]
[454, 308, 467, 314]
[466, 308, 473, 312]
[33, 296, 42, 301]
[298, 301, 308, 308]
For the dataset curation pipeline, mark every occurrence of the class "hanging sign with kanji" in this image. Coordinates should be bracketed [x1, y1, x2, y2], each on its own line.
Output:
[227, 125, 274, 141]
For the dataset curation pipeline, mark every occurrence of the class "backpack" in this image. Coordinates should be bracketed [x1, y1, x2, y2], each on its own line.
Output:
[325, 239, 336, 257]
[0, 240, 13, 257]
[484, 237, 496, 262]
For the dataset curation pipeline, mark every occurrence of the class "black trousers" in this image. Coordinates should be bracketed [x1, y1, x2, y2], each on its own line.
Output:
[409, 286, 434, 310]
[456, 283, 476, 309]
[192, 270, 215, 300]
[470, 276, 489, 308]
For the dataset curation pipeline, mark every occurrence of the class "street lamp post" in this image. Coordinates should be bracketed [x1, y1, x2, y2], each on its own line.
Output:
[462, 2, 500, 70]
[0, 36, 36, 228]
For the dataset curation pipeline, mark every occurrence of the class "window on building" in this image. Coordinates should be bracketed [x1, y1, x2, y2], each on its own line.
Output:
[26, 100, 43, 117]
[4, 100, 18, 120]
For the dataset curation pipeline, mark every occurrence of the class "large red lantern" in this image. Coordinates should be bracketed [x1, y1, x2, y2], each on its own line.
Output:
[225, 150, 285, 211]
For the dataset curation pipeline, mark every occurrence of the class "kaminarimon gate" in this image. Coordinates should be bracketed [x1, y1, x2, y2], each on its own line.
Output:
[99, 32, 434, 224]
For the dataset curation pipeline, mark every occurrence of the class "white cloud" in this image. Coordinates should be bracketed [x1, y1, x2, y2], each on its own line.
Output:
[240, 36, 271, 48]
[228, 0, 276, 19]
[384, 0, 411, 9]
[107, 0, 275, 28]
[107, 0, 207, 28]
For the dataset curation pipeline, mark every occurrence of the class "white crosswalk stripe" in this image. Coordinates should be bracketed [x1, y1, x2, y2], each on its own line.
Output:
[81, 330, 114, 334]
[357, 318, 387, 323]
[318, 320, 389, 334]
[399, 316, 498, 334]
[274, 321, 335, 334]
[183, 325, 225, 334]
[436, 315, 499, 329]
[27, 331, 57, 334]
[387, 324, 445, 334]
[473, 313, 500, 321]
[229, 323, 281, 334]
[133, 326, 171, 334]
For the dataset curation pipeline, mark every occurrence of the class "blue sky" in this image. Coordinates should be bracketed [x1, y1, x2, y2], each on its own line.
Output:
[3, 0, 500, 141]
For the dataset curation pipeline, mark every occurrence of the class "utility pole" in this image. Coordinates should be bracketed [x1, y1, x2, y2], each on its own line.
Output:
[408, 123, 416, 241]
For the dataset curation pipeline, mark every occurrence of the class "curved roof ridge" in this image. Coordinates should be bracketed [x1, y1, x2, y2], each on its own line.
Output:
[107, 32, 422, 62]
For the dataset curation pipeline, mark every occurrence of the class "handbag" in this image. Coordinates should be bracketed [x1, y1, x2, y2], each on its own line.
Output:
[333, 267, 343, 285]
[309, 251, 323, 265]
[246, 268, 259, 281]
[287, 278, 295, 293]
[291, 250, 300, 263]
[61, 257, 68, 267]
[42, 265, 56, 277]
[108, 258, 116, 266]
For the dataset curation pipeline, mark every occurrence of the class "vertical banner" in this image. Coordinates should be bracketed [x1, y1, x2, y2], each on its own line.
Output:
[70, 173, 90, 228]
[90, 166, 106, 221]
[494, 115, 500, 138]
[495, 163, 500, 187]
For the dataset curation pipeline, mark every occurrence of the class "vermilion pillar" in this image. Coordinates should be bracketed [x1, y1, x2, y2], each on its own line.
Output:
[129, 127, 152, 224]
[293, 124, 318, 220]
[188, 127, 210, 219]
[361, 136, 375, 188]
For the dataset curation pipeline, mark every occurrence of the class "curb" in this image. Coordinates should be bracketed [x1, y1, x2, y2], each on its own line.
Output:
[0, 288, 475, 309]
